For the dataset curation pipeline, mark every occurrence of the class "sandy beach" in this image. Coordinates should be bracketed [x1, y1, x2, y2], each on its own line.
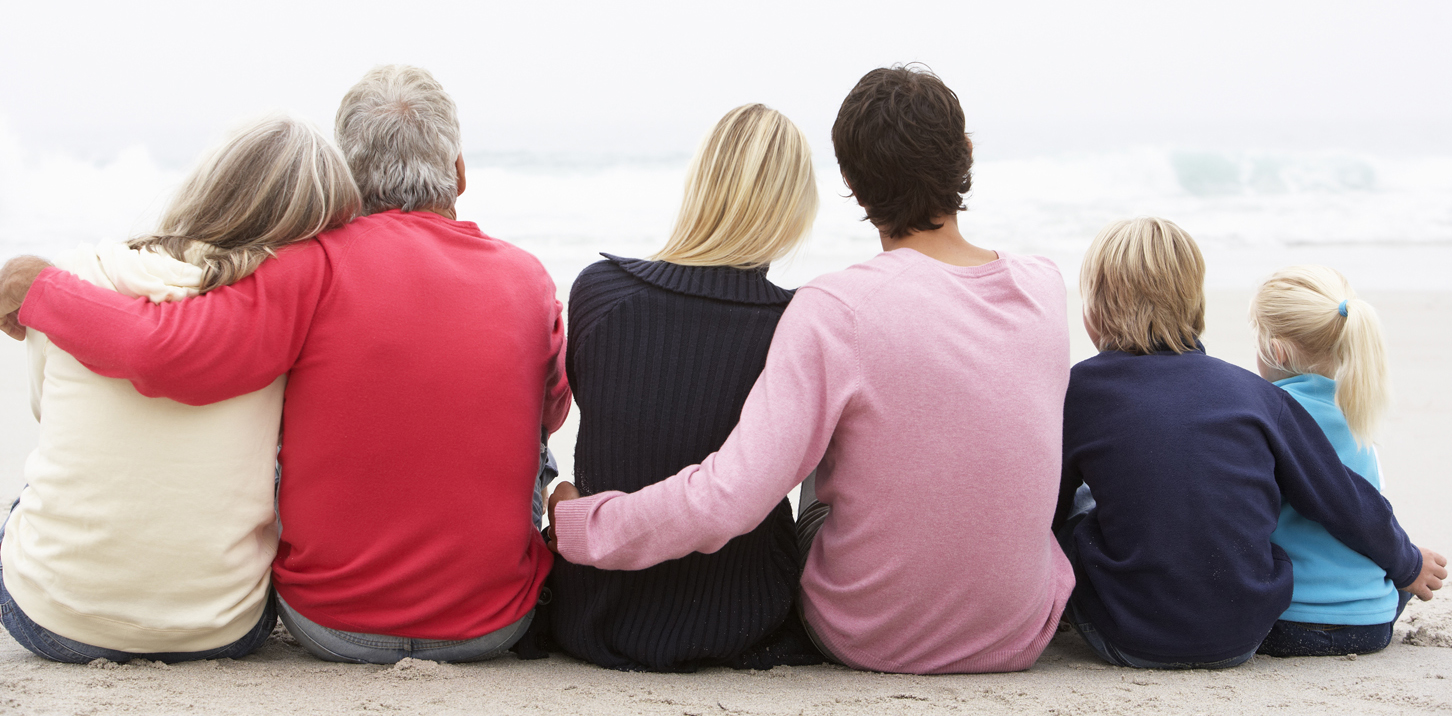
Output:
[1, 289, 1449, 715]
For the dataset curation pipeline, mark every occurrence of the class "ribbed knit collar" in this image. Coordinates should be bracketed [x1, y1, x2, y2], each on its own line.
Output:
[603, 254, 793, 305]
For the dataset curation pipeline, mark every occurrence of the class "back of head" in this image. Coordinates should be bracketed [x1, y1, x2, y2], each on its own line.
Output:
[1251, 265, 1389, 445]
[1080, 217, 1206, 355]
[831, 64, 972, 239]
[335, 65, 461, 216]
[131, 114, 361, 291]
[653, 104, 818, 269]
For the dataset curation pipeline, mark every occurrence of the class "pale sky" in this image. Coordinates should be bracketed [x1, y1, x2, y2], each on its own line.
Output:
[2, 0, 1449, 166]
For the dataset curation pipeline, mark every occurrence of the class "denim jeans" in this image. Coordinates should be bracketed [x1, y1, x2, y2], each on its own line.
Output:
[1258, 590, 1412, 657]
[794, 482, 843, 667]
[0, 501, 276, 664]
[1056, 485, 1256, 670]
[535, 443, 558, 530]
[275, 443, 554, 664]
[277, 595, 533, 664]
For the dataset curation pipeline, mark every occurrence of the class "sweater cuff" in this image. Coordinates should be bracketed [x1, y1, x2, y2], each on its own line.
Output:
[553, 492, 616, 566]
[16, 267, 68, 329]
[1392, 547, 1423, 591]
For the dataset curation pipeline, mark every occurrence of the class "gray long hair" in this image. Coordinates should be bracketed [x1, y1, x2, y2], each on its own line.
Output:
[129, 114, 361, 292]
[335, 65, 462, 216]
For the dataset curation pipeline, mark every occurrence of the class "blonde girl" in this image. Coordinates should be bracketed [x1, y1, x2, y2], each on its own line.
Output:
[0, 114, 359, 663]
[1251, 265, 1415, 657]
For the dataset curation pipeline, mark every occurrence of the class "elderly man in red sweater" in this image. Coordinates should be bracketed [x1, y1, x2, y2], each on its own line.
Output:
[0, 66, 570, 663]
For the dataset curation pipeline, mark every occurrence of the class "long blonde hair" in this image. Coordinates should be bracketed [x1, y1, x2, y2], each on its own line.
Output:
[130, 114, 361, 291]
[652, 104, 818, 269]
[1080, 217, 1206, 355]
[1250, 265, 1389, 446]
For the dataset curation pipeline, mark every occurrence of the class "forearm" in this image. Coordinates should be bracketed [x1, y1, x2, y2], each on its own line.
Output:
[1303, 476, 1422, 588]
[18, 246, 325, 405]
[1276, 404, 1422, 586]
[554, 286, 857, 570]
[554, 428, 818, 570]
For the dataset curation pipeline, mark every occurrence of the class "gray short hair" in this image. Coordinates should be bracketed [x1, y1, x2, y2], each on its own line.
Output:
[335, 65, 461, 215]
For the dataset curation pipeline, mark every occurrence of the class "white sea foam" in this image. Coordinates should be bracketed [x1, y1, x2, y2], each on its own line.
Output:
[2, 122, 1448, 292]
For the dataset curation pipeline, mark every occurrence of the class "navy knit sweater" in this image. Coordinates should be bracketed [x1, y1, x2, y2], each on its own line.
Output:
[1054, 345, 1422, 663]
[548, 255, 806, 672]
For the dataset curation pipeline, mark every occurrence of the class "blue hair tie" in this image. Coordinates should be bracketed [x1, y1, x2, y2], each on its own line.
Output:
[1338, 300, 1348, 317]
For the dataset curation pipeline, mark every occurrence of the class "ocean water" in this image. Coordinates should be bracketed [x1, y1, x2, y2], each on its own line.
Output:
[2, 135, 1449, 294]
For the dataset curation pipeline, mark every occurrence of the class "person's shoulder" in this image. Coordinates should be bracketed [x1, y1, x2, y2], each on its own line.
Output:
[1000, 251, 1063, 278]
[573, 255, 636, 289]
[796, 251, 913, 310]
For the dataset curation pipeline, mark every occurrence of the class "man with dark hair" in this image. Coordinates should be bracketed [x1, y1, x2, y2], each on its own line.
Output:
[548, 65, 1074, 674]
[832, 64, 974, 240]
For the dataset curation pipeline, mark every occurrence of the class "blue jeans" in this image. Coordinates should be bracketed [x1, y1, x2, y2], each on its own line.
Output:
[1056, 485, 1256, 670]
[277, 595, 532, 664]
[795, 482, 843, 667]
[1258, 590, 1412, 657]
[275, 443, 554, 664]
[0, 501, 276, 664]
[535, 443, 558, 530]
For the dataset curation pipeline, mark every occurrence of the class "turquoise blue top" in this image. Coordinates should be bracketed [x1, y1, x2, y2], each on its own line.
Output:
[1271, 374, 1399, 625]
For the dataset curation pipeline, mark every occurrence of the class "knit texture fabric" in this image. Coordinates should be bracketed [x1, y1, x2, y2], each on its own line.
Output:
[18, 210, 570, 640]
[549, 255, 804, 672]
[1056, 346, 1421, 663]
[555, 250, 1076, 674]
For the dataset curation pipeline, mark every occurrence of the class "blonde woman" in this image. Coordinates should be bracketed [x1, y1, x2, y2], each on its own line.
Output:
[0, 115, 359, 663]
[547, 104, 819, 671]
[1252, 266, 1447, 656]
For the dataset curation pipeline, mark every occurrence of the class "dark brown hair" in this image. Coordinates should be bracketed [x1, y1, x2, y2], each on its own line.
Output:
[831, 65, 973, 239]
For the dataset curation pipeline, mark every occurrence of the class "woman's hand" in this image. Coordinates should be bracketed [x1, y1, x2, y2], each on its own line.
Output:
[546, 481, 581, 553]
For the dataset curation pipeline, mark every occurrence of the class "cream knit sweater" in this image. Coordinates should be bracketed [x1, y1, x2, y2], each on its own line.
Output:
[1, 242, 281, 652]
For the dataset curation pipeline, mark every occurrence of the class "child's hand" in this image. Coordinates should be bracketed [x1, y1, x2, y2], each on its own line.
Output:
[545, 479, 580, 551]
[1401, 547, 1448, 601]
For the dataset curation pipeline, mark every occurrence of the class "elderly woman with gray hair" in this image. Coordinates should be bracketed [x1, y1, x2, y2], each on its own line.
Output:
[0, 65, 570, 664]
[0, 114, 360, 663]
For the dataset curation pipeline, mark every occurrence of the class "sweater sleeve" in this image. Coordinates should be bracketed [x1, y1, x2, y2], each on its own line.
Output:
[542, 294, 570, 434]
[553, 285, 859, 570]
[1270, 395, 1422, 588]
[16, 243, 330, 407]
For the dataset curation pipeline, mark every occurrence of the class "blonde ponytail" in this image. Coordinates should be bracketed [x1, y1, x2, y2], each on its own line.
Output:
[1250, 265, 1389, 446]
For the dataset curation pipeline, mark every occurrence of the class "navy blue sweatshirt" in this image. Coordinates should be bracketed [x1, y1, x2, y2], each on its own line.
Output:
[1054, 345, 1421, 663]
[548, 255, 806, 672]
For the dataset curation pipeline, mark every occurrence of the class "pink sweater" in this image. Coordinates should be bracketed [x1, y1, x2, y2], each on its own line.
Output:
[555, 248, 1074, 674]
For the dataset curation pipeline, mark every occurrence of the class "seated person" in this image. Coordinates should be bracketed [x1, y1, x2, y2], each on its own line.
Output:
[0, 114, 359, 663]
[549, 104, 821, 672]
[1054, 217, 1445, 670]
[550, 65, 1075, 675]
[1251, 265, 1446, 657]
[0, 66, 570, 664]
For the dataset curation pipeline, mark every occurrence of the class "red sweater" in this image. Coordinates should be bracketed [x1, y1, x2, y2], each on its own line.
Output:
[18, 210, 570, 639]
